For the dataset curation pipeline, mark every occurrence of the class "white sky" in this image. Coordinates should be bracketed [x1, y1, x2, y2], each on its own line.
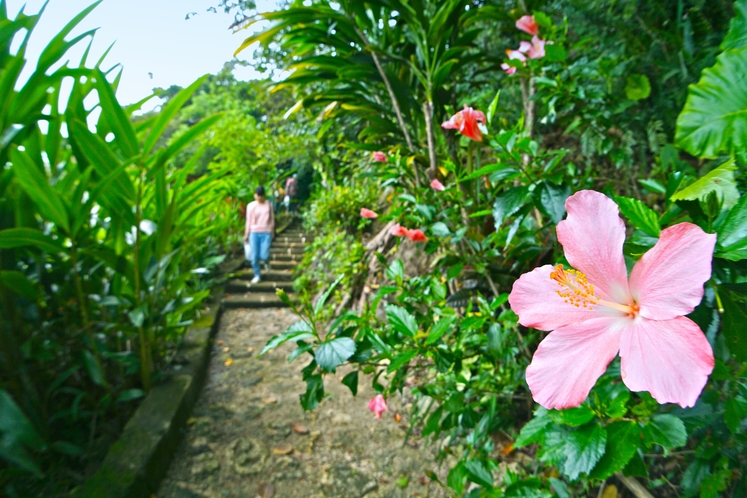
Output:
[6, 0, 277, 110]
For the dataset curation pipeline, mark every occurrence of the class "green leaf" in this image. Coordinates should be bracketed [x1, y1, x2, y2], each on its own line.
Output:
[80, 349, 105, 387]
[299, 374, 324, 411]
[670, 160, 740, 210]
[643, 414, 687, 450]
[0, 271, 38, 300]
[624, 74, 651, 100]
[116, 389, 145, 402]
[465, 459, 493, 489]
[386, 304, 418, 338]
[425, 316, 455, 345]
[447, 461, 467, 496]
[387, 350, 418, 373]
[534, 181, 570, 224]
[341, 371, 358, 396]
[0, 390, 46, 476]
[639, 178, 666, 194]
[515, 412, 552, 447]
[315, 337, 356, 371]
[675, 47, 747, 158]
[724, 395, 747, 433]
[385, 259, 404, 281]
[615, 196, 661, 237]
[94, 69, 139, 158]
[261, 321, 315, 355]
[314, 274, 344, 315]
[720, 289, 747, 361]
[720, 0, 747, 50]
[10, 149, 70, 232]
[493, 186, 529, 227]
[486, 90, 501, 127]
[545, 43, 567, 62]
[589, 421, 641, 479]
[716, 194, 747, 261]
[550, 406, 595, 427]
[562, 423, 607, 480]
[430, 222, 451, 237]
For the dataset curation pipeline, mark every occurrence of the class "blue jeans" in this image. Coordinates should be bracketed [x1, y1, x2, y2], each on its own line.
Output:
[249, 232, 271, 278]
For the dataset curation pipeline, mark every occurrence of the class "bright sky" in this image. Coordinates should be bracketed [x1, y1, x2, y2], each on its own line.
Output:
[7, 0, 276, 110]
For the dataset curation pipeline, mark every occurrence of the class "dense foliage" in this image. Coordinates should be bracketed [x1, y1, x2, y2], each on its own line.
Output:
[246, 0, 747, 496]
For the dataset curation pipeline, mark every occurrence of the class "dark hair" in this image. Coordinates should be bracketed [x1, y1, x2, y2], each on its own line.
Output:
[255, 186, 266, 196]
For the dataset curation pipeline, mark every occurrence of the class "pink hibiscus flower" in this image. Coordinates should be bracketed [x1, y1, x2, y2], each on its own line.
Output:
[506, 48, 528, 62]
[430, 179, 445, 191]
[368, 394, 388, 419]
[501, 63, 517, 75]
[372, 151, 387, 162]
[360, 208, 378, 219]
[516, 15, 539, 36]
[526, 35, 546, 59]
[407, 229, 428, 243]
[391, 224, 409, 237]
[441, 105, 486, 142]
[508, 190, 715, 410]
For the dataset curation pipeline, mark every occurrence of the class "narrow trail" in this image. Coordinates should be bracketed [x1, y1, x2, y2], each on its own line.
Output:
[158, 224, 447, 498]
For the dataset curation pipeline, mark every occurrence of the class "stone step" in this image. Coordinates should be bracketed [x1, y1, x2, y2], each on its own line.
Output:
[221, 293, 291, 309]
[274, 236, 309, 244]
[271, 247, 305, 256]
[234, 269, 293, 281]
[268, 253, 301, 262]
[271, 241, 306, 247]
[226, 279, 294, 294]
[257, 261, 298, 271]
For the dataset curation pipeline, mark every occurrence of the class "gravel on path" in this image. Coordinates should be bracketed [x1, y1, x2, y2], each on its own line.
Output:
[158, 308, 449, 498]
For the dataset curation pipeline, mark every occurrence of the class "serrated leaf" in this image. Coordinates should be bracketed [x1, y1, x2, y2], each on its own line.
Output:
[387, 350, 417, 373]
[315, 337, 355, 371]
[615, 196, 661, 237]
[716, 194, 747, 261]
[589, 421, 641, 479]
[534, 181, 570, 224]
[385, 259, 404, 281]
[465, 459, 493, 489]
[425, 316, 455, 345]
[261, 321, 314, 355]
[493, 186, 529, 227]
[675, 47, 747, 158]
[670, 160, 739, 210]
[562, 423, 607, 480]
[550, 406, 595, 427]
[515, 413, 552, 447]
[386, 304, 417, 338]
[643, 414, 687, 450]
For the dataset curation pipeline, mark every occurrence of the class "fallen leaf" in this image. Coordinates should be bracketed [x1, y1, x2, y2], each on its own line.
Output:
[293, 423, 309, 434]
[217, 340, 224, 346]
[247, 347, 255, 353]
[394, 413, 402, 423]
[224, 358, 233, 366]
[257, 482, 275, 498]
[396, 476, 409, 488]
[223, 347, 230, 352]
[500, 442, 514, 455]
[262, 396, 277, 404]
[273, 445, 293, 455]
[601, 485, 618, 498]
[406, 440, 418, 448]
[418, 475, 429, 485]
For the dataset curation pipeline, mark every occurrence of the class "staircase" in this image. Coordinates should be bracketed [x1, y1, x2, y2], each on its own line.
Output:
[221, 222, 310, 309]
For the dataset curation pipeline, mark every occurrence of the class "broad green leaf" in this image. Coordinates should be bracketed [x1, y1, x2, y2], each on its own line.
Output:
[716, 194, 747, 260]
[0, 390, 45, 476]
[562, 423, 607, 480]
[515, 412, 552, 447]
[261, 320, 314, 355]
[549, 406, 595, 427]
[624, 74, 651, 100]
[315, 337, 355, 371]
[425, 316, 455, 345]
[387, 350, 418, 373]
[386, 304, 418, 338]
[493, 186, 529, 227]
[615, 196, 661, 237]
[675, 47, 747, 158]
[385, 259, 404, 281]
[720, 0, 747, 50]
[589, 421, 641, 479]
[430, 222, 450, 237]
[0, 228, 63, 253]
[300, 374, 324, 411]
[720, 289, 747, 361]
[0, 271, 37, 300]
[643, 414, 687, 450]
[69, 120, 134, 199]
[94, 69, 139, 158]
[545, 43, 567, 62]
[534, 181, 570, 224]
[10, 149, 70, 232]
[80, 349, 105, 387]
[465, 459, 493, 489]
[670, 160, 739, 210]
[724, 395, 747, 433]
[341, 371, 358, 396]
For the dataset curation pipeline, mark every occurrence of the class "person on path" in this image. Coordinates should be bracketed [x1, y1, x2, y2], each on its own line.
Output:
[244, 186, 274, 284]
[284, 173, 298, 213]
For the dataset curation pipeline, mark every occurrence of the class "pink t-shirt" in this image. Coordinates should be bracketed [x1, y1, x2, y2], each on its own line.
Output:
[245, 200, 274, 234]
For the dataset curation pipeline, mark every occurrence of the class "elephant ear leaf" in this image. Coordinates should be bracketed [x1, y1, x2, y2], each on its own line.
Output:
[675, 47, 747, 159]
[721, 0, 747, 51]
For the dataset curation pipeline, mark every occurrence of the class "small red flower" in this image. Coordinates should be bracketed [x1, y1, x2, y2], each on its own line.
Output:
[516, 15, 539, 36]
[407, 229, 428, 243]
[360, 208, 378, 219]
[441, 105, 487, 142]
[430, 179, 445, 191]
[373, 151, 387, 162]
[391, 224, 409, 237]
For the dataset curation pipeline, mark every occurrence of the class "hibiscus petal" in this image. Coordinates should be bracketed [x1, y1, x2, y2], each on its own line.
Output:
[509, 265, 614, 330]
[628, 223, 716, 320]
[619, 316, 713, 408]
[526, 317, 624, 409]
[556, 190, 631, 304]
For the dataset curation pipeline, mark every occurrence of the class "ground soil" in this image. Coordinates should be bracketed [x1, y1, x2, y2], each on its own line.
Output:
[158, 308, 450, 498]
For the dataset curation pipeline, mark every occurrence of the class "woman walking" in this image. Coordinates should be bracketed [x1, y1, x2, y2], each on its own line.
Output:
[244, 186, 274, 284]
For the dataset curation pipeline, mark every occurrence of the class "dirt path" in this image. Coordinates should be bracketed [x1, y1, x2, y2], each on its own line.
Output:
[158, 307, 448, 498]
